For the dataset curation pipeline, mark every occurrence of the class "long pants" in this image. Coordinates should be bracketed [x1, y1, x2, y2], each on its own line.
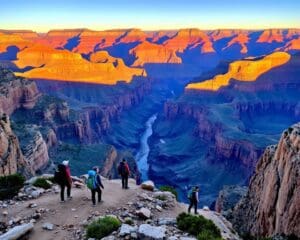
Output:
[188, 198, 198, 214]
[91, 187, 102, 205]
[121, 175, 128, 189]
[60, 182, 71, 201]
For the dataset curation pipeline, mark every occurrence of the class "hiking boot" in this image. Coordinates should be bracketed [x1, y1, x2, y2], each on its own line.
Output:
[60, 200, 65, 203]
[67, 196, 73, 200]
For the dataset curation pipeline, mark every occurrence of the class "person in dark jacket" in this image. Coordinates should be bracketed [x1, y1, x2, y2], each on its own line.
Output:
[91, 166, 104, 206]
[57, 160, 72, 202]
[188, 186, 199, 214]
[118, 159, 130, 189]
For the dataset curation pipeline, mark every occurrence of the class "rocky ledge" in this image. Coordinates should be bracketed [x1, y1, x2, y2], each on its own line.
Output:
[232, 123, 300, 237]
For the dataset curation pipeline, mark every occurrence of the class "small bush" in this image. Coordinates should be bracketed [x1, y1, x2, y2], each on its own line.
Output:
[33, 178, 51, 189]
[159, 185, 178, 200]
[177, 212, 222, 239]
[197, 229, 223, 240]
[0, 174, 25, 200]
[86, 216, 121, 239]
[47, 176, 56, 183]
[124, 218, 134, 225]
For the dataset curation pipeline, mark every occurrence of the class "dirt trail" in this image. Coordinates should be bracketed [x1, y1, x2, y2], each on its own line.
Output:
[3, 178, 186, 240]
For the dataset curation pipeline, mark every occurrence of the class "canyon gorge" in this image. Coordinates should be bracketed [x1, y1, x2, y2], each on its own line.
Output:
[0, 27, 300, 238]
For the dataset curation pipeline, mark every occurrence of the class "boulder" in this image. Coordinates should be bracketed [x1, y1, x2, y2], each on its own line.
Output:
[42, 222, 54, 230]
[136, 207, 151, 219]
[157, 218, 176, 226]
[138, 224, 166, 240]
[141, 181, 155, 191]
[119, 224, 138, 237]
[0, 223, 34, 240]
[153, 191, 175, 201]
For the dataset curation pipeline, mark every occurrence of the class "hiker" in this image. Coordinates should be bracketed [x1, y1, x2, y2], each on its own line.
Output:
[86, 167, 104, 206]
[188, 186, 199, 214]
[118, 159, 130, 189]
[55, 160, 72, 202]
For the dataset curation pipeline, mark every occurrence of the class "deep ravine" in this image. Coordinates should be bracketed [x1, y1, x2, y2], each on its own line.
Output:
[135, 113, 158, 181]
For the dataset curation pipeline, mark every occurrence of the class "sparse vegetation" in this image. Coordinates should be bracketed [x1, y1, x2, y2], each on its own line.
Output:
[0, 173, 25, 200]
[33, 178, 52, 189]
[177, 212, 222, 240]
[159, 185, 178, 200]
[86, 216, 121, 239]
[155, 195, 167, 201]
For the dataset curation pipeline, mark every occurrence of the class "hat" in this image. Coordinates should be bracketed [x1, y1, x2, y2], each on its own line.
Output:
[62, 160, 69, 166]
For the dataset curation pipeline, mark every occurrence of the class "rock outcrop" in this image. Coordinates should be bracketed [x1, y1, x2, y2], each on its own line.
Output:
[130, 41, 181, 66]
[0, 68, 40, 115]
[186, 52, 291, 91]
[232, 123, 300, 237]
[0, 114, 32, 176]
[14, 44, 146, 84]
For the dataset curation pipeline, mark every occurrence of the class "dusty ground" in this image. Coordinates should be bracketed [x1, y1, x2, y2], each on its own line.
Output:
[2, 178, 186, 240]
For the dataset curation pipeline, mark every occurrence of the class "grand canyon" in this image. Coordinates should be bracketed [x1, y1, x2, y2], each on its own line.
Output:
[0, 2, 300, 239]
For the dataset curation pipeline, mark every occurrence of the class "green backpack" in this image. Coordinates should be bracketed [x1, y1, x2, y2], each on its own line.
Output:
[87, 170, 96, 190]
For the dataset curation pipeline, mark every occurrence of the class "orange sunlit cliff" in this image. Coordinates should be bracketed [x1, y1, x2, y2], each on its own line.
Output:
[14, 44, 146, 84]
[129, 41, 181, 66]
[186, 52, 291, 91]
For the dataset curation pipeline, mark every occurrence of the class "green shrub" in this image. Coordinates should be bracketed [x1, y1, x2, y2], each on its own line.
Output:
[47, 176, 56, 183]
[33, 178, 51, 189]
[177, 212, 222, 239]
[0, 174, 25, 200]
[86, 216, 121, 239]
[159, 185, 178, 200]
[197, 229, 223, 240]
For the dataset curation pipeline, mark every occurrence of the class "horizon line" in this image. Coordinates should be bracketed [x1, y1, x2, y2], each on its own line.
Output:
[1, 26, 300, 34]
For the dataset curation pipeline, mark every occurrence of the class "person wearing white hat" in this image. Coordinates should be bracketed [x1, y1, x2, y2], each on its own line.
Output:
[57, 160, 72, 202]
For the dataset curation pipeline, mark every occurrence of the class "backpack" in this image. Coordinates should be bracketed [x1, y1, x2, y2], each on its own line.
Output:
[87, 170, 97, 190]
[118, 162, 128, 175]
[54, 164, 64, 184]
[187, 188, 193, 199]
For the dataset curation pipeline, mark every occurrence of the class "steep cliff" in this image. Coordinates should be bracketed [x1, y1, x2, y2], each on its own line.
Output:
[232, 123, 300, 237]
[0, 114, 32, 176]
[130, 41, 181, 66]
[0, 67, 40, 115]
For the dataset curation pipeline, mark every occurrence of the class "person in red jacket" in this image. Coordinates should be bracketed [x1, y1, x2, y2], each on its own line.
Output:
[61, 160, 72, 202]
[118, 159, 130, 189]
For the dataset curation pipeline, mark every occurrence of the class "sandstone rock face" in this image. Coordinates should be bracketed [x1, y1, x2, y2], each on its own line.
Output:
[0, 68, 40, 115]
[0, 114, 32, 176]
[186, 52, 291, 91]
[232, 123, 300, 237]
[257, 29, 284, 43]
[130, 41, 181, 66]
[222, 33, 249, 54]
[215, 185, 247, 216]
[14, 44, 146, 84]
[164, 28, 215, 53]
[23, 130, 49, 172]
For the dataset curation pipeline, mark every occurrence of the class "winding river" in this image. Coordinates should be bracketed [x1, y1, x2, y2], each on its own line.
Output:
[135, 114, 158, 181]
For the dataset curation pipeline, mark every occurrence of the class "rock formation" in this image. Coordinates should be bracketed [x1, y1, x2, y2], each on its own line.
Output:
[0, 113, 32, 176]
[130, 41, 181, 66]
[186, 52, 291, 91]
[14, 44, 146, 84]
[0, 67, 40, 115]
[232, 123, 300, 237]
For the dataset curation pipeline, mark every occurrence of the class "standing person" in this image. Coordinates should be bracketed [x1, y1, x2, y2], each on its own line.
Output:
[55, 160, 72, 202]
[118, 159, 130, 189]
[91, 166, 104, 206]
[188, 186, 199, 214]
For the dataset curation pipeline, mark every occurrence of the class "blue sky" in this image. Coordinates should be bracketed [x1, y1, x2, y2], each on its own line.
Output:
[0, 0, 299, 32]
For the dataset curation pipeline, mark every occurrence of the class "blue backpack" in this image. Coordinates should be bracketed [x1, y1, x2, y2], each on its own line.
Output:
[87, 170, 97, 190]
